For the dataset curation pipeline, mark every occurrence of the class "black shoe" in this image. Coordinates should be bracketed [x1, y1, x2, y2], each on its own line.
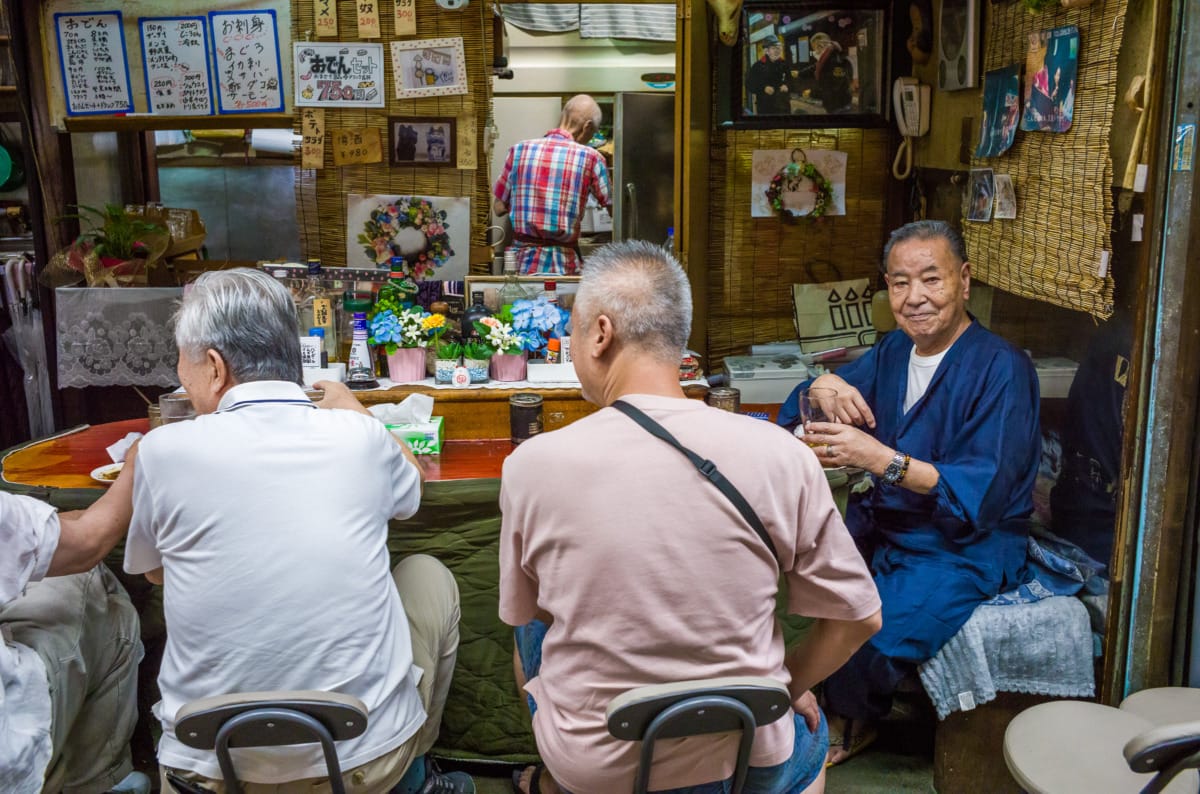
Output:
[417, 760, 475, 794]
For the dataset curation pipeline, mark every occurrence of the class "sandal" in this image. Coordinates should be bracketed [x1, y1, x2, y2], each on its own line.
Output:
[825, 718, 878, 767]
[510, 765, 544, 794]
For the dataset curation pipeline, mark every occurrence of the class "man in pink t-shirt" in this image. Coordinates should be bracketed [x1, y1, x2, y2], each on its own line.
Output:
[498, 241, 882, 794]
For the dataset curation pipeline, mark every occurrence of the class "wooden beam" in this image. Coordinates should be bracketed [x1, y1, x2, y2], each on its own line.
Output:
[64, 113, 294, 133]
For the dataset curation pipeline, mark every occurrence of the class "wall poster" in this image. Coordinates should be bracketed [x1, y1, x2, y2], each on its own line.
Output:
[346, 193, 470, 279]
[139, 17, 214, 116]
[209, 10, 285, 113]
[54, 11, 134, 116]
[390, 38, 468, 99]
[294, 42, 385, 108]
[750, 148, 848, 217]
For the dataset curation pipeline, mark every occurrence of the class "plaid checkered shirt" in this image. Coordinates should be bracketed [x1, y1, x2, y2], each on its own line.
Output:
[493, 129, 612, 275]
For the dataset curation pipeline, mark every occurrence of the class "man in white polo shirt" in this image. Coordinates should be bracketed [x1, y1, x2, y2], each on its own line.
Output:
[122, 268, 472, 794]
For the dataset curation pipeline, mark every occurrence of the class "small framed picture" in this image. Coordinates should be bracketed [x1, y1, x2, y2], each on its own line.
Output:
[390, 37, 468, 99]
[389, 116, 457, 167]
[966, 167, 995, 222]
[993, 174, 1017, 219]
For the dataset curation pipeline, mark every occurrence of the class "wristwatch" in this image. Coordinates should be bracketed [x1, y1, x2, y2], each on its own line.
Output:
[881, 451, 911, 485]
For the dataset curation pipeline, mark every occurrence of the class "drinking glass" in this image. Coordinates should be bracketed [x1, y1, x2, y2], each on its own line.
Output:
[794, 386, 838, 447]
[158, 393, 196, 424]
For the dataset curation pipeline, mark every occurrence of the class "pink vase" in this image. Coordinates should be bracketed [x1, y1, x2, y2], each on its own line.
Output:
[386, 347, 427, 383]
[490, 352, 527, 382]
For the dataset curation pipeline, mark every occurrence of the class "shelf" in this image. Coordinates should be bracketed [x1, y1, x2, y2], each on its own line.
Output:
[63, 113, 293, 133]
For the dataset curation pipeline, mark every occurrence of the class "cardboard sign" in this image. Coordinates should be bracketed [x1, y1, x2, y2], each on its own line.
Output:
[314, 0, 338, 37]
[331, 127, 382, 166]
[209, 10, 285, 113]
[139, 17, 214, 116]
[456, 112, 477, 170]
[294, 42, 385, 107]
[301, 108, 325, 169]
[394, 0, 417, 37]
[54, 11, 134, 116]
[357, 0, 382, 39]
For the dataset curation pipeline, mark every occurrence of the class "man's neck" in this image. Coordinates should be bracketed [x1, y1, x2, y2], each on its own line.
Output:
[594, 359, 686, 407]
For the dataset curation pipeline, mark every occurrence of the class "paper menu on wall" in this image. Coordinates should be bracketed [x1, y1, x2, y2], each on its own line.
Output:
[139, 17, 213, 116]
[208, 10, 284, 114]
[54, 11, 134, 116]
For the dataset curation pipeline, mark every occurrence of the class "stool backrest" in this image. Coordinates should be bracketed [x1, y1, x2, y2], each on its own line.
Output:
[175, 690, 368, 749]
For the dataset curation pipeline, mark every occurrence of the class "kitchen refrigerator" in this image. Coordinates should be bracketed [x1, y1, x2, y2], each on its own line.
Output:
[612, 92, 676, 245]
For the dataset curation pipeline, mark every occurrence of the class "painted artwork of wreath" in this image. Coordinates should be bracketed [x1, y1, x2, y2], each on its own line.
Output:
[764, 150, 835, 219]
[357, 197, 454, 279]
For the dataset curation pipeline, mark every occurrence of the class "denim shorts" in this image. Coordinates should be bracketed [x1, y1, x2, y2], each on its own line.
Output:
[514, 620, 829, 794]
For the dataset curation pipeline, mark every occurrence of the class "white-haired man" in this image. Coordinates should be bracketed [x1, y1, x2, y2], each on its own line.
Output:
[121, 268, 473, 794]
[499, 241, 882, 794]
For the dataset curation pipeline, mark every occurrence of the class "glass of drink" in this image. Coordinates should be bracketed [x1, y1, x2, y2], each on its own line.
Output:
[794, 386, 838, 446]
[158, 393, 197, 424]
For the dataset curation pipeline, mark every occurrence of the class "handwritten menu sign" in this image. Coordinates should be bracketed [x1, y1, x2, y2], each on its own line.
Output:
[331, 127, 382, 166]
[357, 0, 381, 39]
[456, 113, 477, 170]
[294, 43, 385, 108]
[54, 12, 134, 116]
[394, 0, 417, 37]
[301, 108, 325, 169]
[208, 10, 284, 114]
[139, 18, 213, 116]
[314, 0, 338, 37]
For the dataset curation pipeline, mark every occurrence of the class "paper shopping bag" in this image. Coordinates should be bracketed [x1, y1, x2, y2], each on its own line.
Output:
[791, 275, 877, 354]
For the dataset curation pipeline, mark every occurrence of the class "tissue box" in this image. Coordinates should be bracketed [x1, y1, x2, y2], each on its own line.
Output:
[387, 416, 444, 455]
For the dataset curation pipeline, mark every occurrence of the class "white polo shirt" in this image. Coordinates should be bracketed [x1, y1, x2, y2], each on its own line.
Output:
[125, 381, 425, 782]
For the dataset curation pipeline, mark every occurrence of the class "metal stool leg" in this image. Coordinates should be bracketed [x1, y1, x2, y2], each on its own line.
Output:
[634, 696, 757, 794]
[214, 708, 349, 794]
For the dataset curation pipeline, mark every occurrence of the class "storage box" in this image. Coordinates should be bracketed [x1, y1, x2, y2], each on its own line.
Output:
[526, 361, 580, 384]
[387, 416, 444, 455]
[1032, 357, 1079, 399]
[722, 354, 819, 404]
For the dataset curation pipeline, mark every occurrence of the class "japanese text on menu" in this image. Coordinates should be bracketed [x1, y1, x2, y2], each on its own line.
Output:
[55, 12, 134, 116]
[139, 18, 213, 115]
[294, 43, 385, 108]
[209, 10, 284, 114]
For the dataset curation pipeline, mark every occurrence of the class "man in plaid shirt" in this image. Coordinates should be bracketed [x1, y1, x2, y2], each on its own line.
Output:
[493, 95, 612, 275]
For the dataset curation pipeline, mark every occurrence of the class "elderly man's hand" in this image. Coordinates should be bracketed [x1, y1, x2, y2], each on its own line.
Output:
[810, 373, 876, 428]
[313, 381, 370, 416]
[801, 421, 892, 473]
[792, 689, 821, 732]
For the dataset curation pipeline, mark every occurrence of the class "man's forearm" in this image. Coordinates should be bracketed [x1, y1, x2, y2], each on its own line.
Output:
[784, 611, 882, 698]
[48, 463, 135, 577]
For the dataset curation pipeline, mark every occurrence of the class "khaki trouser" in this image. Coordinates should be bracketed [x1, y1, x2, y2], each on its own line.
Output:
[0, 564, 143, 794]
[162, 554, 462, 794]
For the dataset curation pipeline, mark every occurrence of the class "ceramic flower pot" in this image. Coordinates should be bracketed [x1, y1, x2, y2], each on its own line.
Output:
[434, 358, 459, 384]
[463, 357, 491, 383]
[490, 352, 527, 382]
[386, 347, 426, 383]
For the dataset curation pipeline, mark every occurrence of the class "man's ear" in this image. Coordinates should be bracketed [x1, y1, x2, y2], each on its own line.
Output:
[960, 261, 971, 300]
[207, 349, 231, 393]
[593, 314, 615, 357]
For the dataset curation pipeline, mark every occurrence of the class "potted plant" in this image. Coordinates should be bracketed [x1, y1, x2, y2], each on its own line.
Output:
[461, 339, 493, 384]
[368, 304, 429, 383]
[53, 203, 170, 287]
[477, 315, 531, 381]
[510, 296, 566, 360]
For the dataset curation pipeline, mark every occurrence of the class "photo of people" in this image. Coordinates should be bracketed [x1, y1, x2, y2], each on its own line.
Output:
[389, 117, 456, 167]
[1021, 25, 1079, 133]
[976, 64, 1022, 158]
[740, 7, 883, 118]
[993, 174, 1017, 219]
[966, 168, 995, 222]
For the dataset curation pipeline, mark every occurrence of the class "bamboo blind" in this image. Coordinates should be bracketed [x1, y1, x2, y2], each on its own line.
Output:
[705, 128, 890, 366]
[965, 0, 1127, 319]
[292, 0, 494, 272]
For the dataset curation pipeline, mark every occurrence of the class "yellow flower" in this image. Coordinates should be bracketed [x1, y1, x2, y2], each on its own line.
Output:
[422, 314, 446, 331]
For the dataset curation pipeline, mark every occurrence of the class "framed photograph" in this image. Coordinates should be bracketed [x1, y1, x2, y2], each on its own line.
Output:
[966, 168, 995, 223]
[390, 38, 468, 99]
[727, 1, 888, 127]
[464, 276, 581, 314]
[389, 116, 457, 167]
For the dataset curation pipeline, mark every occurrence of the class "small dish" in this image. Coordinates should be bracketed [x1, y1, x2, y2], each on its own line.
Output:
[90, 462, 124, 485]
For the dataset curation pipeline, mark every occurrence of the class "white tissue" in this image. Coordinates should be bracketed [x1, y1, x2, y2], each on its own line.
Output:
[368, 393, 434, 425]
[106, 432, 144, 463]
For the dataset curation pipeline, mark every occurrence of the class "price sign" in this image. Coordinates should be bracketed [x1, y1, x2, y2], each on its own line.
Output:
[301, 108, 325, 168]
[54, 11, 134, 116]
[331, 127, 382, 166]
[140, 17, 214, 116]
[394, 0, 417, 37]
[208, 10, 284, 114]
[357, 0, 381, 39]
[456, 112, 477, 170]
[314, 0, 338, 37]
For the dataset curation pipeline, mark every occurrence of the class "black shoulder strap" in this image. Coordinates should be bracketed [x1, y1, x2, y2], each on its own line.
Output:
[611, 400, 781, 565]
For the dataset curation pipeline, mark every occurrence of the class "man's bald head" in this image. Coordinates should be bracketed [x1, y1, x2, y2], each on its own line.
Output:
[560, 94, 602, 144]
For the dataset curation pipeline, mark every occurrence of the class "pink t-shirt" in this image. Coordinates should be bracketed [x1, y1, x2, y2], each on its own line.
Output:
[499, 394, 881, 793]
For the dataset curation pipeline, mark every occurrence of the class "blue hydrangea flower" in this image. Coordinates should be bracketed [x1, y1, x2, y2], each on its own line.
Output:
[368, 311, 404, 346]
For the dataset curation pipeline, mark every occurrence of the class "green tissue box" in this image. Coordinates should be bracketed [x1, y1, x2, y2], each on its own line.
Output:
[387, 416, 444, 455]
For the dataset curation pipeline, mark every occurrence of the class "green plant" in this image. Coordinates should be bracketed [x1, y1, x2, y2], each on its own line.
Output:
[435, 339, 463, 360]
[462, 340, 493, 360]
[62, 204, 166, 261]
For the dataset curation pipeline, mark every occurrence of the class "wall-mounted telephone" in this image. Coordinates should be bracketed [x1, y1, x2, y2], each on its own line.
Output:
[892, 77, 931, 180]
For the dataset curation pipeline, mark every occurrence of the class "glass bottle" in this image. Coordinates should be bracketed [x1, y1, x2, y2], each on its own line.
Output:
[664, 227, 675, 255]
[298, 259, 338, 362]
[346, 312, 377, 386]
[377, 257, 418, 308]
[340, 295, 373, 365]
[542, 281, 558, 306]
[463, 290, 491, 339]
[497, 250, 533, 309]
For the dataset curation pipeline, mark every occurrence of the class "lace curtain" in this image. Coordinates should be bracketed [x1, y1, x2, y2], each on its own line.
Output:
[56, 288, 182, 388]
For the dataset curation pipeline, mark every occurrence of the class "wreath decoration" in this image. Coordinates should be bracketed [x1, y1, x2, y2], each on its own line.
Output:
[765, 155, 835, 219]
[357, 197, 454, 279]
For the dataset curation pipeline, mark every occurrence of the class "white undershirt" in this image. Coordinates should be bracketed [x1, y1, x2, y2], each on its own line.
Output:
[904, 346, 948, 413]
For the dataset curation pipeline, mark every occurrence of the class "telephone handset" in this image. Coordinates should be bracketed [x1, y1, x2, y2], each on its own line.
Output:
[892, 77, 931, 179]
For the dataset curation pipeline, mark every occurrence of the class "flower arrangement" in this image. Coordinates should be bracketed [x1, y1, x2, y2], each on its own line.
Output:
[475, 316, 529, 356]
[765, 160, 835, 219]
[510, 296, 566, 355]
[357, 197, 454, 278]
[423, 313, 450, 350]
[368, 305, 429, 353]
[48, 203, 171, 287]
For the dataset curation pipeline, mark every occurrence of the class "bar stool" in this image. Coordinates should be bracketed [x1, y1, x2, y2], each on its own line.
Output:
[170, 690, 368, 794]
[605, 676, 792, 794]
[1003, 699, 1200, 793]
[1120, 687, 1200, 727]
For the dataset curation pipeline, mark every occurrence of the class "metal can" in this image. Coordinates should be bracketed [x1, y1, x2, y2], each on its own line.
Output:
[705, 386, 741, 413]
[510, 393, 544, 444]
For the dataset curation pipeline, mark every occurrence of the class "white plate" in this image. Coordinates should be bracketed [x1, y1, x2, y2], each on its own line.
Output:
[90, 462, 124, 485]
